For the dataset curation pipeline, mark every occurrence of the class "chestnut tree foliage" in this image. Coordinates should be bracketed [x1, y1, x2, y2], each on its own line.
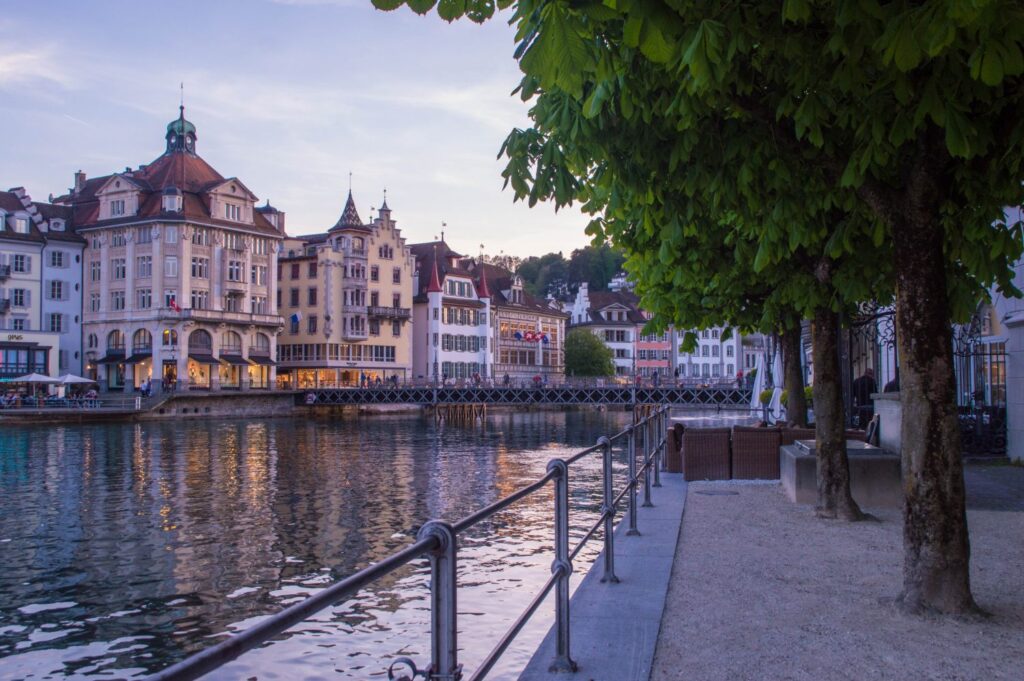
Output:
[374, 0, 1024, 614]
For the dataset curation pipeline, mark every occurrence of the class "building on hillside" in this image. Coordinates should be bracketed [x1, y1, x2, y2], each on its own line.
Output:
[56, 107, 285, 392]
[465, 260, 568, 383]
[673, 326, 744, 384]
[568, 283, 645, 377]
[274, 193, 414, 388]
[1, 189, 84, 378]
[410, 241, 492, 383]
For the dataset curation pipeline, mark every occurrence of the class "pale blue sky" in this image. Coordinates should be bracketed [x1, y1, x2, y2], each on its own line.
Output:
[0, 0, 591, 257]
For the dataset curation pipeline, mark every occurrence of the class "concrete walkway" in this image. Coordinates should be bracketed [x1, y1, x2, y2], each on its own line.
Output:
[519, 473, 687, 681]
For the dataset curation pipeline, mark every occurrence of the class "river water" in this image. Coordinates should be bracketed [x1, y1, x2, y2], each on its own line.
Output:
[0, 409, 633, 680]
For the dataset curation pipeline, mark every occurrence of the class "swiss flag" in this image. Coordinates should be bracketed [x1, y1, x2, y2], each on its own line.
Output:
[169, 297, 181, 312]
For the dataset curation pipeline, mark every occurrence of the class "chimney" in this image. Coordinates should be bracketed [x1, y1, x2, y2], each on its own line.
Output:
[74, 170, 86, 193]
[276, 210, 286, 235]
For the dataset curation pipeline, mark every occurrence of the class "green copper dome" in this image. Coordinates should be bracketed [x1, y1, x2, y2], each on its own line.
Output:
[165, 105, 197, 153]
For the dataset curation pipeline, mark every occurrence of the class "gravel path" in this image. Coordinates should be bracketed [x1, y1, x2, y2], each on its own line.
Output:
[651, 482, 1024, 681]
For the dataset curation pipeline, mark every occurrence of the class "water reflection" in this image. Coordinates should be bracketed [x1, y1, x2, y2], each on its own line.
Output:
[0, 409, 631, 679]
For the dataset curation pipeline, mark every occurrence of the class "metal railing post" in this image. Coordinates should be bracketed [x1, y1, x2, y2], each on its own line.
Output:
[642, 413, 654, 507]
[626, 424, 640, 536]
[660, 406, 669, 472]
[417, 521, 462, 681]
[598, 436, 619, 583]
[546, 458, 577, 673]
[653, 407, 663, 488]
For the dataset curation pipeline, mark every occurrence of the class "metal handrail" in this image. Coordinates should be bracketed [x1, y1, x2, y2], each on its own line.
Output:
[145, 405, 671, 681]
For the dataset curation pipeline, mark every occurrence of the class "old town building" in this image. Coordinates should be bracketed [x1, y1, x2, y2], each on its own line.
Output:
[568, 283, 646, 377]
[465, 260, 567, 383]
[410, 241, 492, 383]
[56, 107, 284, 392]
[275, 192, 414, 388]
[0, 188, 85, 378]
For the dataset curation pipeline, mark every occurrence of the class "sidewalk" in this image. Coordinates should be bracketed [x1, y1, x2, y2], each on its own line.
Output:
[651, 470, 1024, 681]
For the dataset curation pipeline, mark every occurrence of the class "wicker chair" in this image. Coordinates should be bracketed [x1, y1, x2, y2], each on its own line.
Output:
[731, 426, 783, 479]
[680, 427, 732, 480]
[781, 427, 816, 446]
[665, 423, 684, 473]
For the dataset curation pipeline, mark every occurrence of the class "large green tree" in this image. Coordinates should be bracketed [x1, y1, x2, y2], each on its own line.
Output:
[564, 328, 615, 376]
[377, 0, 1024, 614]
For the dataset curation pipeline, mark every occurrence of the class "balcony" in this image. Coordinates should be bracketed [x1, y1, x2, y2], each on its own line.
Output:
[163, 308, 284, 328]
[367, 306, 411, 320]
[0, 264, 9, 280]
[343, 304, 368, 314]
[0, 298, 9, 314]
[224, 278, 247, 293]
[342, 327, 369, 341]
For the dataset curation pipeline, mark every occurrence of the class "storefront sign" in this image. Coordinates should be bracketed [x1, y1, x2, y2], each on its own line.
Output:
[7, 334, 23, 341]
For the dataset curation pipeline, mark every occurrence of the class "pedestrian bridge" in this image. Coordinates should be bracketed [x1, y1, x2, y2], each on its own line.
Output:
[296, 385, 753, 408]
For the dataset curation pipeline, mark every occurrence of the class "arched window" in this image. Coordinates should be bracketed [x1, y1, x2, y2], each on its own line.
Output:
[221, 330, 242, 353]
[252, 333, 270, 353]
[132, 328, 152, 350]
[107, 330, 125, 350]
[87, 333, 98, 349]
[188, 329, 212, 350]
[162, 329, 178, 347]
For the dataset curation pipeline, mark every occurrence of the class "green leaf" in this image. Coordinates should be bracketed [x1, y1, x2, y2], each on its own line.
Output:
[640, 22, 674, 63]
[437, 0, 466, 22]
[372, 0, 405, 9]
[753, 241, 770, 272]
[406, 0, 437, 15]
[781, 0, 811, 23]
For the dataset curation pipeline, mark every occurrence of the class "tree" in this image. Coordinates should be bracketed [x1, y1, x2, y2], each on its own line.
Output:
[377, 0, 1024, 614]
[568, 243, 625, 292]
[564, 328, 615, 377]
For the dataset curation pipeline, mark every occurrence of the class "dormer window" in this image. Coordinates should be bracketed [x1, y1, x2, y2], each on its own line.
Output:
[225, 204, 242, 221]
[14, 217, 30, 234]
[111, 199, 126, 217]
[50, 219, 65, 232]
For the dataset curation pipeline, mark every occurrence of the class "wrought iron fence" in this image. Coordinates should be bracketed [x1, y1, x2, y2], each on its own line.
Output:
[145, 405, 672, 681]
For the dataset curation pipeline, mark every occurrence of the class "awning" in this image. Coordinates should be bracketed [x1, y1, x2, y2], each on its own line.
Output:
[125, 352, 152, 364]
[247, 355, 276, 366]
[219, 354, 252, 366]
[188, 353, 217, 364]
[97, 353, 126, 364]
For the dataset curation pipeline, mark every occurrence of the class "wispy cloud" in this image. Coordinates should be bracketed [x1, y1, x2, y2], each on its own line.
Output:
[0, 46, 74, 90]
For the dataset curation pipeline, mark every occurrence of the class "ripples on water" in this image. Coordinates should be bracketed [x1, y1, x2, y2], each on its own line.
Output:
[0, 409, 634, 680]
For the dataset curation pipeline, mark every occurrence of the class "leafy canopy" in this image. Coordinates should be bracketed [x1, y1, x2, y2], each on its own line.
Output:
[564, 328, 615, 376]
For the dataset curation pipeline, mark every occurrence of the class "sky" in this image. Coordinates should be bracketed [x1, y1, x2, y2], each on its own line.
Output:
[0, 0, 593, 258]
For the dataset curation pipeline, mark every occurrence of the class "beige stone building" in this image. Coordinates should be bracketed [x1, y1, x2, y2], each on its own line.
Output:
[275, 193, 414, 388]
[58, 107, 285, 392]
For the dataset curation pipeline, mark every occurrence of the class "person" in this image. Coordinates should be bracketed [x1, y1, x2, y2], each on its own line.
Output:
[884, 372, 900, 393]
[533, 374, 542, 388]
[652, 370, 660, 388]
[736, 371, 744, 389]
[503, 373, 511, 387]
[852, 367, 877, 428]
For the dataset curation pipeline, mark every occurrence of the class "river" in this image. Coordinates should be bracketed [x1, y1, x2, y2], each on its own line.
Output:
[0, 409, 633, 680]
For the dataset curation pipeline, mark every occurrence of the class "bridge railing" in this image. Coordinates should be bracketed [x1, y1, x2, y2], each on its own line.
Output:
[145, 405, 673, 681]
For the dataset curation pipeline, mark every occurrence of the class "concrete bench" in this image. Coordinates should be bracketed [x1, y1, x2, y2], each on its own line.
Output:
[780, 439, 902, 508]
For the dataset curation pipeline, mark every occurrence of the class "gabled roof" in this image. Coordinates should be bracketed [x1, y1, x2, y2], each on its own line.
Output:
[468, 259, 568, 317]
[0, 190, 84, 245]
[410, 240, 477, 300]
[577, 290, 646, 325]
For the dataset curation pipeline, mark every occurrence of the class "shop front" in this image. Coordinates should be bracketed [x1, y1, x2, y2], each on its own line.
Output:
[0, 331, 59, 380]
[247, 354, 273, 389]
[218, 354, 250, 390]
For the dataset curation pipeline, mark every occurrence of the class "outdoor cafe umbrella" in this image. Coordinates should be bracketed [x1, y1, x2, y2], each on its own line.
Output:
[57, 373, 97, 385]
[10, 373, 61, 384]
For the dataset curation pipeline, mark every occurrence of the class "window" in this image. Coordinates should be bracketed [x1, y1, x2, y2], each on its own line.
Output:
[308, 287, 318, 306]
[225, 232, 245, 250]
[251, 265, 267, 286]
[276, 290, 281, 308]
[712, 345, 720, 357]
[289, 288, 299, 307]
[111, 231, 127, 247]
[164, 290, 177, 307]
[392, 320, 401, 337]
[108, 330, 125, 350]
[12, 318, 25, 331]
[191, 228, 209, 246]
[369, 320, 380, 336]
[110, 199, 126, 216]
[712, 329, 720, 339]
[165, 226, 178, 243]
[136, 255, 152, 278]
[225, 203, 242, 221]
[88, 333, 98, 349]
[226, 293, 243, 312]
[308, 315, 318, 333]
[251, 296, 268, 314]
[726, 345, 734, 357]
[48, 313, 63, 333]
[13, 217, 30, 234]
[136, 226, 152, 244]
[90, 293, 100, 312]
[90, 261, 101, 281]
[163, 329, 178, 347]
[111, 258, 126, 280]
[392, 293, 401, 308]
[136, 288, 152, 309]
[253, 238, 269, 255]
[133, 329, 152, 350]
[49, 251, 65, 268]
[379, 245, 393, 259]
[227, 260, 244, 282]
[433, 307, 438, 320]
[392, 267, 401, 284]
[308, 262, 318, 278]
[290, 318, 299, 334]
[12, 255, 29, 273]
[165, 256, 178, 278]
[190, 290, 209, 309]
[111, 290, 126, 310]
[191, 257, 209, 278]
[712, 364, 721, 378]
[370, 265, 379, 282]
[727, 363, 734, 376]
[290, 263, 300, 279]
[47, 281, 64, 300]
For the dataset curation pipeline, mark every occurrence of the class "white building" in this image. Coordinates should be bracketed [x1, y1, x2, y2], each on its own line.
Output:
[410, 241, 492, 382]
[568, 283, 643, 376]
[1, 188, 85, 377]
[673, 326, 744, 383]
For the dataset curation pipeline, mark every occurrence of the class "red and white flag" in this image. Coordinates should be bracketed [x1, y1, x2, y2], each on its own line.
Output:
[169, 297, 181, 312]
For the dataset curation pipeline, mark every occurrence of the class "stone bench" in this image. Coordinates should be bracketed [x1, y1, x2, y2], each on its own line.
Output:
[781, 439, 903, 508]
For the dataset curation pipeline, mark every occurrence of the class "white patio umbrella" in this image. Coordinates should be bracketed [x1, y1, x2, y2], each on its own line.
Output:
[11, 373, 61, 384]
[57, 373, 97, 384]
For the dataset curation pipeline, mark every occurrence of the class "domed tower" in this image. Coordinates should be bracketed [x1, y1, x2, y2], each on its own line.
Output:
[165, 105, 197, 154]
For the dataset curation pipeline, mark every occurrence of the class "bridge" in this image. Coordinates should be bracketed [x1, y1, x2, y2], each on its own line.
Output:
[297, 385, 754, 408]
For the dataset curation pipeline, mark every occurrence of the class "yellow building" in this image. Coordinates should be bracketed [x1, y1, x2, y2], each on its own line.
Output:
[276, 193, 414, 388]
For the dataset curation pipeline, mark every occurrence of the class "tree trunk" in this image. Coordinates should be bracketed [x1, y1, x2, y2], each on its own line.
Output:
[892, 206, 978, 614]
[781, 325, 807, 427]
[811, 307, 865, 521]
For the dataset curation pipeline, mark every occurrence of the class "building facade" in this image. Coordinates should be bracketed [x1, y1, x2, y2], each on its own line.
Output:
[275, 193, 414, 388]
[1, 188, 84, 378]
[673, 326, 744, 383]
[410, 241, 492, 383]
[467, 261, 567, 383]
[58, 108, 284, 392]
[637, 320, 673, 381]
[568, 283, 645, 377]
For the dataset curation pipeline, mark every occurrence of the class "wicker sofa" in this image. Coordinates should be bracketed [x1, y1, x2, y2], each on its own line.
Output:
[680, 427, 732, 480]
[731, 426, 783, 479]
